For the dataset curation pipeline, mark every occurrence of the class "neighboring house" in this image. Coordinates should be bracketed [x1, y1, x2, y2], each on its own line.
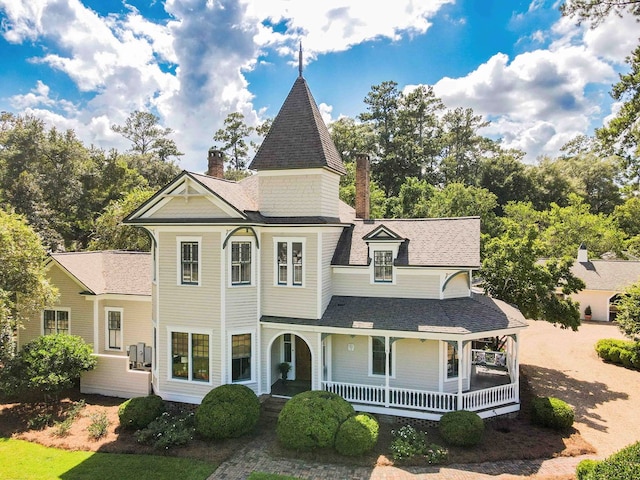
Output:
[569, 244, 640, 322]
[124, 71, 527, 420]
[20, 251, 153, 398]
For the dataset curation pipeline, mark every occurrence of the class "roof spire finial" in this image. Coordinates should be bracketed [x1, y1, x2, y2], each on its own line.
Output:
[298, 41, 303, 78]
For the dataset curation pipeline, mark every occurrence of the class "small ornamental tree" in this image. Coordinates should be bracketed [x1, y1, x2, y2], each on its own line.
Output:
[4, 335, 96, 400]
[614, 281, 640, 341]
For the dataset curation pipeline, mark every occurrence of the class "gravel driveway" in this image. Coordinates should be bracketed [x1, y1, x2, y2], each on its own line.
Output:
[520, 319, 640, 457]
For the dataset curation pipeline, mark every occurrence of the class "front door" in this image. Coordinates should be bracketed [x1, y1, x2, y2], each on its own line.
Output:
[295, 336, 311, 381]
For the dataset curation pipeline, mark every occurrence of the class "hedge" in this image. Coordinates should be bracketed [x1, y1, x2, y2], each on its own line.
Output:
[595, 339, 640, 370]
[439, 410, 484, 447]
[118, 395, 166, 430]
[576, 441, 640, 479]
[195, 384, 260, 439]
[530, 396, 574, 430]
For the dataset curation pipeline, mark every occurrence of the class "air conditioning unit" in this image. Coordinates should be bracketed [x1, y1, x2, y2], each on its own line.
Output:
[129, 342, 153, 371]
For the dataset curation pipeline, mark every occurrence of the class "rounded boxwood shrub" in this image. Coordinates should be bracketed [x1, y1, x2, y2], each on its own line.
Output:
[334, 413, 379, 456]
[118, 394, 165, 430]
[530, 396, 574, 430]
[439, 410, 484, 447]
[276, 390, 354, 451]
[195, 384, 260, 440]
[580, 441, 640, 479]
[576, 458, 599, 480]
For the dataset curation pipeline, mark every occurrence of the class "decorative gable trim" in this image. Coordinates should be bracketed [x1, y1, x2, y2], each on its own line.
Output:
[362, 224, 405, 242]
[124, 171, 247, 223]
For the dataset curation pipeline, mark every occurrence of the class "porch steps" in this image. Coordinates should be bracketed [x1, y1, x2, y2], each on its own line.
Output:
[261, 395, 289, 419]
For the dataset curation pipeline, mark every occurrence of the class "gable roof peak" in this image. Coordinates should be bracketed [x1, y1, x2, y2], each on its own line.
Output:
[249, 75, 346, 175]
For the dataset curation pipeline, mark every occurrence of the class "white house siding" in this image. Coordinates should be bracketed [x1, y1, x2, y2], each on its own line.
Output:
[260, 326, 320, 392]
[261, 232, 318, 319]
[442, 273, 470, 299]
[392, 339, 439, 390]
[257, 171, 339, 217]
[571, 290, 616, 321]
[322, 229, 343, 313]
[99, 298, 152, 355]
[19, 264, 94, 348]
[332, 268, 441, 299]
[156, 230, 222, 403]
[330, 335, 369, 384]
[151, 196, 232, 219]
[81, 354, 151, 398]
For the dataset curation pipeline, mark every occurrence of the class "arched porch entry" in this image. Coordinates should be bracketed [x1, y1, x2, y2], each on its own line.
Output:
[270, 333, 312, 397]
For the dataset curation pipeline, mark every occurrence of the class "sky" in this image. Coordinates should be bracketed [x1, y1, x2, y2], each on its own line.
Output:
[0, 0, 638, 173]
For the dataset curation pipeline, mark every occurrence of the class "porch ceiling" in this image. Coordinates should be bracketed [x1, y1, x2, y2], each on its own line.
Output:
[261, 294, 527, 335]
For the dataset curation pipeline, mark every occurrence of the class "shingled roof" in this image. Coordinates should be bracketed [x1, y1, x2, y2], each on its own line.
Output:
[332, 217, 481, 268]
[571, 260, 640, 291]
[249, 76, 346, 175]
[262, 294, 527, 335]
[50, 251, 151, 296]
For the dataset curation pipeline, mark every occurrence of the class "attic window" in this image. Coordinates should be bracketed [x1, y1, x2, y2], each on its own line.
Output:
[374, 251, 393, 283]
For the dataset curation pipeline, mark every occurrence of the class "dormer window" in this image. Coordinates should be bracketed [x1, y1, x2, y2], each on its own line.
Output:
[374, 251, 393, 283]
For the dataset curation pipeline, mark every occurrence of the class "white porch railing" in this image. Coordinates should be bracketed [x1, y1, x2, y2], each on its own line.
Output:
[461, 383, 517, 411]
[322, 380, 517, 414]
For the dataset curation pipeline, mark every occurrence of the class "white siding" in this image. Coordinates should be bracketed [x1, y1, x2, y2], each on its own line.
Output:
[156, 230, 222, 402]
[81, 354, 151, 398]
[151, 196, 233, 219]
[19, 264, 94, 348]
[442, 273, 470, 299]
[258, 171, 340, 217]
[330, 335, 369, 384]
[99, 299, 152, 355]
[261, 232, 318, 319]
[321, 229, 343, 313]
[332, 268, 441, 299]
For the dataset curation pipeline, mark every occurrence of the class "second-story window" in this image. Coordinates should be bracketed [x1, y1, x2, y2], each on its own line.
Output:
[231, 241, 252, 285]
[178, 238, 200, 285]
[374, 250, 393, 283]
[276, 239, 304, 286]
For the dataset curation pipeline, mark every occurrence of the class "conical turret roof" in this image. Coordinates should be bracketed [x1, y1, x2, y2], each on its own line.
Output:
[249, 76, 346, 175]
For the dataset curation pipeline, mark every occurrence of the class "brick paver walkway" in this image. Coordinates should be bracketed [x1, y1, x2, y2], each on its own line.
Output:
[210, 321, 635, 479]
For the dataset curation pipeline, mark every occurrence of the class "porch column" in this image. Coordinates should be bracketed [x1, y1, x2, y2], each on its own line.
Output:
[514, 333, 520, 403]
[457, 339, 463, 411]
[385, 336, 390, 407]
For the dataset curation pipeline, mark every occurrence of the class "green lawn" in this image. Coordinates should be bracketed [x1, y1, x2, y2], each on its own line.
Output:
[0, 438, 216, 480]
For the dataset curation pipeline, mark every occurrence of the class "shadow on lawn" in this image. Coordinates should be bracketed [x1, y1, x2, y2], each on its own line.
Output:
[520, 363, 628, 433]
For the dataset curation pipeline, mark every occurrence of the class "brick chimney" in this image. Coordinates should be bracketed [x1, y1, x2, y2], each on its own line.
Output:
[207, 148, 224, 178]
[355, 153, 370, 220]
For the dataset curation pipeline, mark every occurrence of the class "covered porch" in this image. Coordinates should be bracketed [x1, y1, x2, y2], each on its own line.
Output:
[261, 294, 527, 420]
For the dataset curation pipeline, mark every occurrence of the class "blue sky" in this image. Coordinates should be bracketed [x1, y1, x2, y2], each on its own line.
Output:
[0, 0, 637, 173]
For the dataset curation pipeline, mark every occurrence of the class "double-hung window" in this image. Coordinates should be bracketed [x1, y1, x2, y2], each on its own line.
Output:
[231, 241, 251, 285]
[231, 333, 252, 382]
[43, 309, 69, 335]
[106, 308, 123, 350]
[370, 336, 393, 376]
[275, 239, 304, 286]
[374, 250, 393, 283]
[446, 341, 459, 379]
[177, 237, 201, 285]
[170, 331, 210, 382]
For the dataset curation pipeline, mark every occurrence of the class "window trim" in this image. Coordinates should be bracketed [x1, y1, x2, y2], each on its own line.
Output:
[104, 307, 124, 351]
[273, 237, 306, 287]
[229, 238, 255, 287]
[368, 336, 396, 378]
[369, 243, 399, 285]
[167, 327, 213, 385]
[176, 236, 202, 286]
[42, 308, 71, 335]
[228, 330, 256, 384]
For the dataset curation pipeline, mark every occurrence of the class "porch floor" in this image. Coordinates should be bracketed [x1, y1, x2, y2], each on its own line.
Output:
[469, 364, 511, 391]
[270, 379, 311, 397]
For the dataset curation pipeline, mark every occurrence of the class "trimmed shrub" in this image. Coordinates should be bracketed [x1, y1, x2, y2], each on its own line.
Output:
[334, 414, 379, 456]
[195, 384, 260, 440]
[620, 349, 634, 368]
[118, 394, 166, 430]
[595, 338, 640, 370]
[530, 396, 574, 430]
[576, 459, 599, 480]
[136, 410, 195, 450]
[276, 390, 354, 451]
[439, 410, 484, 447]
[580, 441, 640, 479]
[609, 346, 622, 363]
